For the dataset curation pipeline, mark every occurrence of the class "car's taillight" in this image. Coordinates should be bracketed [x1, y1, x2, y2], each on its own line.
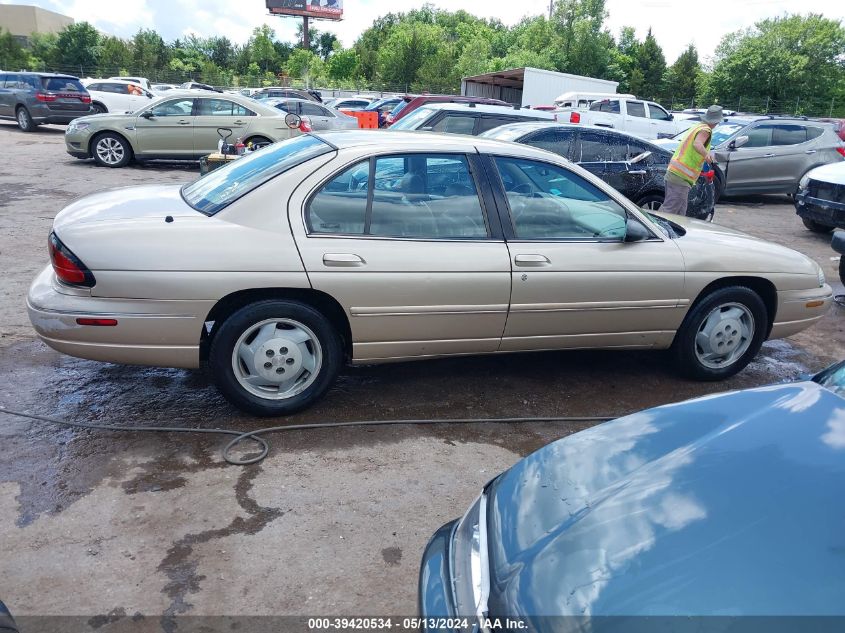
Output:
[80, 95, 91, 104]
[49, 232, 95, 287]
[35, 92, 57, 102]
[570, 111, 581, 124]
[836, 147, 845, 159]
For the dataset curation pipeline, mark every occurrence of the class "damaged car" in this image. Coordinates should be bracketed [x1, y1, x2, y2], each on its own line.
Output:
[795, 162, 845, 233]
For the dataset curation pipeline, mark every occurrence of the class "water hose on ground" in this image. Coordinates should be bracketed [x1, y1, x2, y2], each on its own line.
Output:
[0, 407, 614, 466]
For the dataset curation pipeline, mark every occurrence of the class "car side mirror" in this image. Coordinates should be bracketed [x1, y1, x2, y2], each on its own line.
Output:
[629, 151, 652, 164]
[140, 111, 154, 119]
[729, 135, 749, 150]
[624, 217, 651, 242]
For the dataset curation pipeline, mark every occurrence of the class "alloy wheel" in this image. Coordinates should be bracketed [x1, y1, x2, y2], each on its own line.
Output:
[694, 302, 754, 369]
[641, 200, 662, 211]
[95, 137, 125, 165]
[231, 318, 323, 400]
[17, 109, 30, 129]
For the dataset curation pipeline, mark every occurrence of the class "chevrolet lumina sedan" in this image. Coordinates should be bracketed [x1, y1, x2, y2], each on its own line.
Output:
[29, 131, 831, 415]
[65, 91, 299, 167]
[419, 363, 845, 628]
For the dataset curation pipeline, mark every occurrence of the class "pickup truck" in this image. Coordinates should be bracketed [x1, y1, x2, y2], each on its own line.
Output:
[556, 97, 688, 140]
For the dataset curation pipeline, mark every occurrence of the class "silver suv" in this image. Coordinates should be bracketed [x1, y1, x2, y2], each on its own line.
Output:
[659, 116, 845, 197]
[0, 72, 93, 132]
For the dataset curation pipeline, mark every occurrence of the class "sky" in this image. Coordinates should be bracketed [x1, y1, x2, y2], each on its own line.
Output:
[2, 0, 844, 63]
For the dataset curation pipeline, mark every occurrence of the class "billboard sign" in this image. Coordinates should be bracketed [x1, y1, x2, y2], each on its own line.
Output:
[266, 0, 343, 20]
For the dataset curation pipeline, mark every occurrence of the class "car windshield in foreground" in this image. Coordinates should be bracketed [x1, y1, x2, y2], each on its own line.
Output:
[181, 135, 333, 216]
[814, 361, 845, 399]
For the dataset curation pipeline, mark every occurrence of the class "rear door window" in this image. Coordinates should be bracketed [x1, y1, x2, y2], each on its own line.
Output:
[431, 115, 477, 135]
[626, 101, 646, 118]
[477, 116, 521, 134]
[744, 124, 775, 147]
[771, 124, 808, 145]
[577, 131, 628, 162]
[301, 102, 330, 117]
[590, 100, 620, 114]
[523, 128, 576, 159]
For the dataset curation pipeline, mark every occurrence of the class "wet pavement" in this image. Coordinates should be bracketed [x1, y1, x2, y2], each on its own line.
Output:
[1, 122, 843, 625]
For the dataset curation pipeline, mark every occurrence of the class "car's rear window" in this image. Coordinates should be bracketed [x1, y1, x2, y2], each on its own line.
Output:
[42, 77, 86, 92]
[181, 135, 333, 216]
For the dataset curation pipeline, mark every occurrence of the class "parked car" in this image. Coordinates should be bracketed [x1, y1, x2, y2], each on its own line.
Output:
[0, 72, 93, 131]
[795, 162, 845, 232]
[324, 97, 372, 111]
[252, 87, 319, 102]
[386, 94, 511, 126]
[108, 76, 152, 91]
[29, 131, 831, 415]
[419, 360, 845, 627]
[816, 117, 845, 142]
[82, 78, 156, 114]
[482, 121, 716, 219]
[179, 81, 222, 92]
[556, 96, 687, 139]
[0, 601, 18, 633]
[553, 91, 635, 109]
[390, 103, 556, 135]
[64, 91, 299, 167]
[264, 97, 358, 130]
[363, 96, 403, 127]
[831, 230, 845, 284]
[152, 83, 178, 93]
[657, 116, 845, 198]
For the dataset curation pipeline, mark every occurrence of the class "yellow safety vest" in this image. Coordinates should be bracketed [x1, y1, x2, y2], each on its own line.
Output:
[668, 122, 712, 186]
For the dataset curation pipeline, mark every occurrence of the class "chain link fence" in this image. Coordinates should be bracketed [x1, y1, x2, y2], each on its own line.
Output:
[662, 95, 845, 119]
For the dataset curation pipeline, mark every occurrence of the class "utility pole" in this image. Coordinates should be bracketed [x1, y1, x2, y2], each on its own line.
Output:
[302, 15, 310, 50]
[549, 0, 553, 19]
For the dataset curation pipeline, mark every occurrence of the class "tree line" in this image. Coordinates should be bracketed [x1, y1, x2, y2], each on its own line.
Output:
[1, 0, 843, 115]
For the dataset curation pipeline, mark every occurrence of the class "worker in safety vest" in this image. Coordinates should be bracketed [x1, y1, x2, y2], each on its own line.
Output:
[662, 105, 724, 216]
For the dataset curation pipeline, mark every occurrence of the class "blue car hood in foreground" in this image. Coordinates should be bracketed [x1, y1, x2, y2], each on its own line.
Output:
[486, 381, 845, 619]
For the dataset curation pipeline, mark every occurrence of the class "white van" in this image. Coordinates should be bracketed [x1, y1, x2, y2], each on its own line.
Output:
[554, 91, 635, 109]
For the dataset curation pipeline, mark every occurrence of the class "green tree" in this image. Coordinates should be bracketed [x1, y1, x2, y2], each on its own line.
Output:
[665, 43, 700, 105]
[377, 21, 443, 89]
[208, 36, 235, 68]
[98, 35, 132, 71]
[635, 28, 666, 99]
[0, 28, 28, 70]
[326, 46, 359, 81]
[26, 32, 58, 69]
[132, 29, 169, 75]
[248, 25, 279, 73]
[316, 32, 339, 61]
[286, 48, 323, 82]
[54, 22, 100, 69]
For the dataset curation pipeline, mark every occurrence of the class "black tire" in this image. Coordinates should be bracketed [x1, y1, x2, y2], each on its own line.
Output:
[839, 255, 845, 287]
[209, 300, 342, 416]
[637, 193, 664, 211]
[245, 135, 273, 149]
[802, 217, 833, 233]
[92, 102, 107, 114]
[672, 286, 768, 381]
[91, 132, 132, 168]
[713, 167, 725, 202]
[16, 106, 36, 132]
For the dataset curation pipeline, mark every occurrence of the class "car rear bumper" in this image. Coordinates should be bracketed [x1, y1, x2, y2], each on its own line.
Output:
[771, 285, 833, 339]
[27, 265, 207, 369]
[418, 520, 458, 625]
[32, 110, 93, 125]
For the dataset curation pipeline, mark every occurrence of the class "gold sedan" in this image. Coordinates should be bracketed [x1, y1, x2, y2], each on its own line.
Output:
[30, 131, 832, 415]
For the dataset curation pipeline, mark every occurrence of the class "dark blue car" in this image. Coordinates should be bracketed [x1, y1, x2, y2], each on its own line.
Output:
[419, 363, 845, 630]
[0, 601, 17, 633]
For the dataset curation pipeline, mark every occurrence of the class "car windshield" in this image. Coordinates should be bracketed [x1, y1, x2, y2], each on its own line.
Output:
[181, 135, 333, 216]
[671, 122, 746, 146]
[814, 362, 845, 399]
[389, 107, 435, 130]
[389, 99, 410, 118]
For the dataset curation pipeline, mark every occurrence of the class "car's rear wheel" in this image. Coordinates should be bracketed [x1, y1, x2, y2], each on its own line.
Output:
[672, 286, 767, 380]
[245, 135, 273, 149]
[92, 103, 107, 114]
[638, 193, 664, 211]
[209, 300, 342, 416]
[802, 217, 833, 233]
[16, 107, 36, 132]
[92, 132, 132, 168]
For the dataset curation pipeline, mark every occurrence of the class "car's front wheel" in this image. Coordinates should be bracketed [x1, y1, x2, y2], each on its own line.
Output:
[802, 217, 833, 233]
[672, 286, 767, 380]
[92, 132, 132, 168]
[638, 193, 664, 211]
[209, 300, 342, 416]
[16, 107, 36, 132]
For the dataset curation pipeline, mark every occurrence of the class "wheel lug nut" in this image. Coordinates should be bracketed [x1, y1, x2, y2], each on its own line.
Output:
[280, 347, 288, 354]
[264, 362, 272, 369]
[276, 368, 285, 374]
[266, 350, 274, 357]
[286, 358, 295, 365]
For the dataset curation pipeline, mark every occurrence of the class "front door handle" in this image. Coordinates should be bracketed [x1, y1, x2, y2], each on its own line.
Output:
[763, 153, 775, 158]
[323, 253, 365, 267]
[805, 149, 817, 154]
[233, 120, 245, 125]
[178, 120, 191, 125]
[628, 170, 647, 175]
[514, 254, 551, 266]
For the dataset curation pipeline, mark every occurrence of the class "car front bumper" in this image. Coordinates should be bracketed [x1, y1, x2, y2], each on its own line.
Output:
[27, 265, 208, 369]
[64, 128, 92, 157]
[795, 192, 845, 228]
[771, 285, 834, 339]
[418, 520, 458, 626]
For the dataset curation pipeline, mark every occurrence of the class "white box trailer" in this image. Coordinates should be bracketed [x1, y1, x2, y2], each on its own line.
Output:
[461, 67, 619, 109]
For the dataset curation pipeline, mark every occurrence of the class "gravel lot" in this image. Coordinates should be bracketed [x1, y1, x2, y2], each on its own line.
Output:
[1, 121, 843, 628]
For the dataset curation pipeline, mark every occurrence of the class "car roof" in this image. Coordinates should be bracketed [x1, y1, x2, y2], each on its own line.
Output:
[311, 129, 561, 160]
[481, 121, 667, 149]
[15, 72, 78, 78]
[88, 78, 144, 86]
[415, 102, 555, 118]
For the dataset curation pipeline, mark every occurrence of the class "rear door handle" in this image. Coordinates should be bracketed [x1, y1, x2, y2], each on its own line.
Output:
[233, 120, 245, 125]
[323, 253, 365, 267]
[514, 254, 551, 266]
[764, 153, 775, 158]
[805, 149, 817, 154]
[628, 170, 647, 175]
[178, 120, 191, 125]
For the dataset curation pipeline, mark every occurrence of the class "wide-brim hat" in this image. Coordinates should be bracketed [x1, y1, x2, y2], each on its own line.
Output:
[702, 105, 724, 124]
